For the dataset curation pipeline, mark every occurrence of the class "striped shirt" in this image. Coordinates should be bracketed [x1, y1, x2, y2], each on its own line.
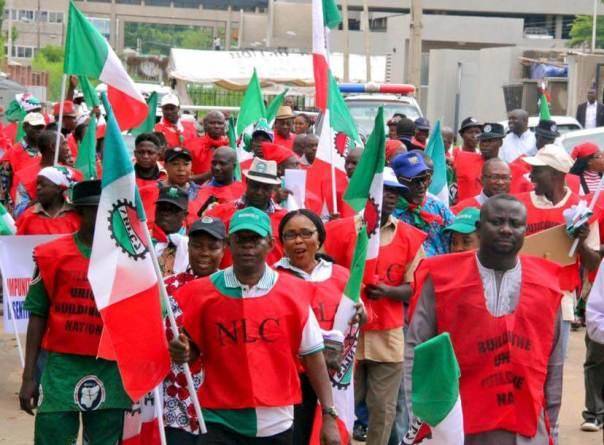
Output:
[204, 265, 324, 437]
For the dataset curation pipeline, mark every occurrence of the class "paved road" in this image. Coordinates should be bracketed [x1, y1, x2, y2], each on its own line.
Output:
[0, 325, 601, 444]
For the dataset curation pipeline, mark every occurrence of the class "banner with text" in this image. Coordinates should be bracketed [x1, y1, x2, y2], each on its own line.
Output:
[0, 235, 59, 334]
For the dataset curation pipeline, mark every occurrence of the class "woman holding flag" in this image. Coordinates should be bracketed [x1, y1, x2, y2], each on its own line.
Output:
[274, 209, 363, 444]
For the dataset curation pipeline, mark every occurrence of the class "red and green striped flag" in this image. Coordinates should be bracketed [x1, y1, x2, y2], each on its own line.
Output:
[64, 1, 147, 130]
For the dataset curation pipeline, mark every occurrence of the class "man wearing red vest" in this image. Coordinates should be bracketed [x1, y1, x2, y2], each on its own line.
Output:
[19, 180, 131, 444]
[205, 158, 287, 266]
[323, 170, 427, 445]
[452, 158, 511, 214]
[153, 93, 197, 149]
[406, 194, 565, 444]
[188, 111, 229, 178]
[189, 146, 244, 223]
[133, 133, 166, 190]
[454, 122, 504, 202]
[273, 106, 296, 150]
[169, 207, 341, 445]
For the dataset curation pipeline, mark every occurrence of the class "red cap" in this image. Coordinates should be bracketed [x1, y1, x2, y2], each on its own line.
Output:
[385, 139, 405, 162]
[261, 142, 296, 164]
[53, 100, 77, 117]
[571, 142, 599, 160]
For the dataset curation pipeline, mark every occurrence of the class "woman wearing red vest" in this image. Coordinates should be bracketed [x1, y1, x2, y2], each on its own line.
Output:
[16, 166, 80, 235]
[274, 209, 362, 444]
[169, 207, 341, 445]
[19, 180, 131, 445]
[407, 194, 564, 444]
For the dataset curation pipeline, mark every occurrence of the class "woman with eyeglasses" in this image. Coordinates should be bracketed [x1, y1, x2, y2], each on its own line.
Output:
[274, 209, 363, 445]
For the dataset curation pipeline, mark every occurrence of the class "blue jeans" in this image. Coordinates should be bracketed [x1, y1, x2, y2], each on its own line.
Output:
[355, 400, 369, 427]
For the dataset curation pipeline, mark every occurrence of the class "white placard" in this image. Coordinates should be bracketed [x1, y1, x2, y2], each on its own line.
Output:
[284, 169, 307, 210]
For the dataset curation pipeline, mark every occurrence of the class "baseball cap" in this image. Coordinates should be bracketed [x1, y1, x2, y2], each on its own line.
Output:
[164, 147, 192, 163]
[571, 142, 599, 160]
[459, 117, 482, 134]
[383, 166, 408, 191]
[522, 144, 574, 173]
[189, 216, 226, 240]
[444, 207, 480, 234]
[391, 151, 430, 179]
[229, 207, 272, 237]
[251, 119, 274, 141]
[244, 158, 281, 185]
[53, 100, 77, 117]
[157, 186, 189, 211]
[161, 93, 180, 107]
[72, 179, 102, 206]
[414, 117, 431, 131]
[479, 123, 505, 140]
[23, 112, 46, 127]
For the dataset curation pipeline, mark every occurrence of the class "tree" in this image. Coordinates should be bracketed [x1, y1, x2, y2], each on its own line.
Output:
[569, 13, 604, 49]
[32, 45, 64, 101]
[124, 23, 215, 55]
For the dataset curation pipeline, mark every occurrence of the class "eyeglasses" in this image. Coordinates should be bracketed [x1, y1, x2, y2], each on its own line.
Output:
[398, 174, 432, 185]
[483, 174, 512, 182]
[282, 229, 317, 241]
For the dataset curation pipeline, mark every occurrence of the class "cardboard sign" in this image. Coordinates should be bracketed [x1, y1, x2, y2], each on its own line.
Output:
[520, 224, 576, 266]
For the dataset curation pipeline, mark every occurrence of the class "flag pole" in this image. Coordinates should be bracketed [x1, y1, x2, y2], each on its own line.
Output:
[569, 174, 604, 256]
[141, 223, 207, 434]
[53, 74, 68, 166]
[327, 112, 339, 215]
[153, 386, 168, 445]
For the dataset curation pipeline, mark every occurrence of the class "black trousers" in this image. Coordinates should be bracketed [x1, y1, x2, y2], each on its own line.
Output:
[583, 333, 604, 422]
[200, 422, 293, 445]
[293, 373, 318, 445]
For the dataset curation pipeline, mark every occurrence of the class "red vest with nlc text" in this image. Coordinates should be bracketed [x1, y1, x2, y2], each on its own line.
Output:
[35, 235, 102, 356]
[516, 192, 584, 291]
[177, 272, 310, 409]
[421, 252, 562, 437]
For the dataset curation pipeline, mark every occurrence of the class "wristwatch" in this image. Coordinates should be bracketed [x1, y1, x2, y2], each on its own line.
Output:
[322, 406, 338, 419]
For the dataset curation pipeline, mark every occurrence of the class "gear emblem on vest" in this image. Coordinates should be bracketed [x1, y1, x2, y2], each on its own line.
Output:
[74, 375, 105, 411]
[108, 199, 150, 260]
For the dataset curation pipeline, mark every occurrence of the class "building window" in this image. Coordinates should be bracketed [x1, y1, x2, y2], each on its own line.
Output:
[35, 10, 49, 22]
[89, 17, 111, 40]
[48, 11, 64, 23]
[18, 10, 35, 22]
[6, 45, 35, 58]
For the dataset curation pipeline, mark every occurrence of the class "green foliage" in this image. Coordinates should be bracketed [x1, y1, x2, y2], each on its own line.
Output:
[124, 23, 215, 55]
[32, 45, 65, 101]
[569, 15, 604, 48]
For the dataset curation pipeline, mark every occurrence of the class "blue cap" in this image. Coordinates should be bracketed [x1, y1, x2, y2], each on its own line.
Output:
[391, 151, 430, 179]
[414, 117, 431, 131]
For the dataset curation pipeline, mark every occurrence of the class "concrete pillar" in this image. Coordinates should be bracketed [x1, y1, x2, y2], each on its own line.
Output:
[554, 15, 563, 39]
[239, 9, 244, 49]
[117, 17, 125, 53]
[225, 6, 232, 49]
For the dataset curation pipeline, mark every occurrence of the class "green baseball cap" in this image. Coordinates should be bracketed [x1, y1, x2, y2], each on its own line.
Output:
[229, 207, 272, 237]
[444, 207, 480, 234]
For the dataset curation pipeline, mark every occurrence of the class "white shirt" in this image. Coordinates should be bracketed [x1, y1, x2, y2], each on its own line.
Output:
[499, 130, 537, 163]
[585, 101, 598, 129]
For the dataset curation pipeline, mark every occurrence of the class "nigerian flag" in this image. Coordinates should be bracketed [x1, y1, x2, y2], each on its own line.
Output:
[310, 226, 369, 444]
[131, 92, 159, 136]
[406, 333, 464, 444]
[266, 88, 289, 124]
[425, 120, 449, 206]
[227, 115, 242, 182]
[0, 203, 16, 235]
[75, 115, 97, 180]
[538, 82, 551, 121]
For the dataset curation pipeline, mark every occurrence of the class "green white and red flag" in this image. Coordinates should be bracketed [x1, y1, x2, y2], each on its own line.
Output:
[310, 226, 369, 444]
[64, 1, 147, 130]
[88, 93, 169, 401]
[404, 333, 464, 444]
[312, 0, 341, 111]
[344, 107, 385, 282]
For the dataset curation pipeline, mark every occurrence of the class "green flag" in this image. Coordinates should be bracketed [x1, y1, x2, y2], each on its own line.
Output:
[322, 0, 342, 29]
[538, 88, 551, 121]
[78, 75, 100, 108]
[227, 116, 242, 182]
[236, 69, 266, 136]
[6, 100, 26, 143]
[0, 202, 16, 235]
[75, 116, 98, 180]
[266, 88, 289, 124]
[328, 71, 362, 148]
[425, 120, 449, 206]
[131, 92, 159, 136]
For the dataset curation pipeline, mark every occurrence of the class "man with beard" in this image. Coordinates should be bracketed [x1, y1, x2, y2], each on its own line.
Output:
[189, 111, 229, 178]
[500, 109, 536, 163]
[406, 194, 564, 444]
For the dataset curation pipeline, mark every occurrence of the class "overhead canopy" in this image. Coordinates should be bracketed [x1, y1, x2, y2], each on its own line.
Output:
[168, 49, 387, 90]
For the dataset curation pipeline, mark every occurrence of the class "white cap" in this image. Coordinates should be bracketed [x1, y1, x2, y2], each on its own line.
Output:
[23, 112, 45, 127]
[160, 93, 180, 107]
[522, 144, 574, 174]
